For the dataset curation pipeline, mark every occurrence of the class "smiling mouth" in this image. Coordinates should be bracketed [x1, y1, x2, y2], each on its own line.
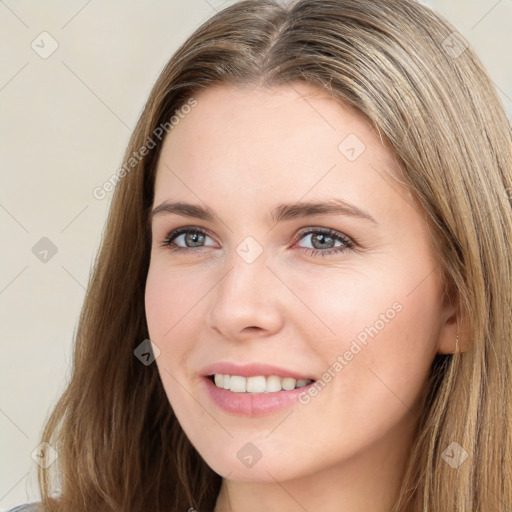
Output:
[208, 374, 315, 393]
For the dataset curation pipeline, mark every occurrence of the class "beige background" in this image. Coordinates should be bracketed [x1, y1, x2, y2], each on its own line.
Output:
[1, 0, 510, 509]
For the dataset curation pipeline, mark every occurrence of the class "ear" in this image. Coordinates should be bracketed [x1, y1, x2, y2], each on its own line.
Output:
[436, 291, 470, 354]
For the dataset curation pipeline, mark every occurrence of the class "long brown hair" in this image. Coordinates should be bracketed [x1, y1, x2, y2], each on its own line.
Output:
[38, 0, 512, 510]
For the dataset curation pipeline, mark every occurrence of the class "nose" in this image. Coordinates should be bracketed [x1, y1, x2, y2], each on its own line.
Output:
[206, 248, 285, 341]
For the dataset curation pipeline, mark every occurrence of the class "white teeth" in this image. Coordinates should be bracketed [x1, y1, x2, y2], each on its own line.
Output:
[266, 375, 282, 393]
[281, 377, 296, 391]
[229, 375, 246, 393]
[247, 376, 266, 393]
[212, 374, 313, 393]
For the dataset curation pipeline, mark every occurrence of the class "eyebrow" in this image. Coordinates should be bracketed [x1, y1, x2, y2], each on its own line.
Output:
[149, 199, 378, 225]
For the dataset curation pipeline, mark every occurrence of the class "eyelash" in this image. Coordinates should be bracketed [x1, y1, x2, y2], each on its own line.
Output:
[159, 226, 356, 258]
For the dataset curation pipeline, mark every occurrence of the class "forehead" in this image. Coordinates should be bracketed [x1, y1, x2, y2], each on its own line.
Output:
[153, 82, 408, 219]
[159, 81, 383, 164]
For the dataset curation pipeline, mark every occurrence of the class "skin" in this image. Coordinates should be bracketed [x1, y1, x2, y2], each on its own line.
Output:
[144, 82, 464, 512]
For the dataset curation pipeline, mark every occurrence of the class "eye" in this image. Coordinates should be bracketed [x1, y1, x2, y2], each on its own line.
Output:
[294, 228, 355, 257]
[160, 225, 355, 258]
[160, 226, 216, 252]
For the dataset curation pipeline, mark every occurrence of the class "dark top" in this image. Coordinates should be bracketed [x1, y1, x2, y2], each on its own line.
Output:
[6, 503, 43, 511]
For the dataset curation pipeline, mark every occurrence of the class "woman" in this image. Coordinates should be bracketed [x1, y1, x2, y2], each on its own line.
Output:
[10, 0, 512, 510]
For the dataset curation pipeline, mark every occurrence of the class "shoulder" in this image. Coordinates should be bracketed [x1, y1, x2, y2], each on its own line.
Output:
[6, 503, 43, 512]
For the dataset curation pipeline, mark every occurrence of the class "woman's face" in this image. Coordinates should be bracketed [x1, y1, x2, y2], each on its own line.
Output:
[145, 82, 457, 483]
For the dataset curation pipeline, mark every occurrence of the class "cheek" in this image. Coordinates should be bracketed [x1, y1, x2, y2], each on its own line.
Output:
[144, 267, 171, 342]
[144, 264, 201, 419]
[144, 261, 207, 341]
[144, 260, 219, 392]
[286, 260, 441, 407]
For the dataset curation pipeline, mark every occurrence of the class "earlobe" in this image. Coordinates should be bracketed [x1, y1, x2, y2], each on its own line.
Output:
[436, 295, 470, 354]
[437, 325, 470, 354]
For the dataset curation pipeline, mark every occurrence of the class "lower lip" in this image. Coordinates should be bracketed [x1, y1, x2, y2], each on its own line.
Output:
[202, 376, 316, 416]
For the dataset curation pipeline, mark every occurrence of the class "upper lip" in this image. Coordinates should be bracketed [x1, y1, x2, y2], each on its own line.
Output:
[200, 362, 316, 381]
